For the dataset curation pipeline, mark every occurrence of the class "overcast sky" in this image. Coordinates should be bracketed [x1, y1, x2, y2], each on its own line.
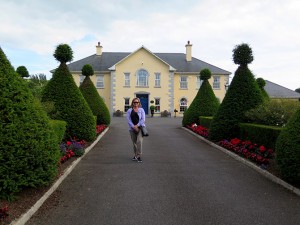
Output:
[1, 0, 299, 90]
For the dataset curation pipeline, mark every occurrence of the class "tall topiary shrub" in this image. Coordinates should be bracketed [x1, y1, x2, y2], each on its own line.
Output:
[256, 77, 270, 101]
[209, 43, 263, 141]
[0, 47, 60, 199]
[80, 64, 110, 125]
[41, 44, 96, 141]
[275, 108, 300, 184]
[182, 68, 219, 126]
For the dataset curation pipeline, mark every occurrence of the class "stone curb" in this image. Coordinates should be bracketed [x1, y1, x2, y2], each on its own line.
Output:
[182, 127, 300, 197]
[10, 127, 110, 225]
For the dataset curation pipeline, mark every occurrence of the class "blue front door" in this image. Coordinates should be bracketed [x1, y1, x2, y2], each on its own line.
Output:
[136, 94, 149, 114]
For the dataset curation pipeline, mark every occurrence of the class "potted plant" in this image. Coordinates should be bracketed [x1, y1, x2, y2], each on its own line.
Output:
[174, 109, 178, 117]
[150, 105, 155, 117]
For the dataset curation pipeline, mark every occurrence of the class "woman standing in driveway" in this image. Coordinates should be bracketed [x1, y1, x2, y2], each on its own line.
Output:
[126, 97, 146, 163]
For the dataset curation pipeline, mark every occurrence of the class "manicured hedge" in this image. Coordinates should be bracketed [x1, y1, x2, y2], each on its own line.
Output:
[0, 47, 60, 199]
[239, 123, 282, 150]
[275, 108, 300, 184]
[199, 116, 213, 129]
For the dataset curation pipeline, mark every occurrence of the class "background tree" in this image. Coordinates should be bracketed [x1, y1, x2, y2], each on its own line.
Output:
[0, 47, 60, 199]
[16, 65, 29, 78]
[275, 107, 300, 184]
[41, 44, 96, 141]
[295, 88, 300, 93]
[80, 64, 110, 125]
[256, 77, 270, 101]
[182, 68, 219, 126]
[209, 43, 263, 141]
[27, 73, 48, 100]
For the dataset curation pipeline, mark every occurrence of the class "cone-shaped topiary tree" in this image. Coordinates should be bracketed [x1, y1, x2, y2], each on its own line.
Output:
[41, 44, 96, 141]
[0, 47, 60, 199]
[182, 68, 219, 126]
[275, 108, 300, 184]
[209, 43, 263, 141]
[80, 64, 110, 125]
[16, 65, 30, 78]
[256, 77, 270, 101]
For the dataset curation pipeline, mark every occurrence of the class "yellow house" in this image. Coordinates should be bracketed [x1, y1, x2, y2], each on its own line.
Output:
[67, 41, 231, 116]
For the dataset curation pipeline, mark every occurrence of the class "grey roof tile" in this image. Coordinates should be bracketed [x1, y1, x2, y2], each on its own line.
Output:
[264, 80, 300, 99]
[66, 52, 231, 75]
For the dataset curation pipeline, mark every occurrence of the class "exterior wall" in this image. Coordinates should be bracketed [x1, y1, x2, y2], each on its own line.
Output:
[71, 72, 111, 108]
[71, 49, 229, 117]
[173, 73, 229, 115]
[112, 48, 171, 115]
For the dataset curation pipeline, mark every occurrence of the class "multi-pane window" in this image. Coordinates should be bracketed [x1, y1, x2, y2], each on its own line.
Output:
[180, 98, 188, 112]
[155, 73, 161, 87]
[196, 76, 203, 89]
[154, 98, 160, 112]
[137, 69, 148, 87]
[124, 73, 130, 87]
[213, 76, 220, 89]
[180, 76, 188, 89]
[96, 75, 104, 88]
[80, 75, 85, 86]
[124, 98, 130, 112]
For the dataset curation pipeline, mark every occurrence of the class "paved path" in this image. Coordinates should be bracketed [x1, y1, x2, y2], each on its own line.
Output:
[27, 117, 300, 225]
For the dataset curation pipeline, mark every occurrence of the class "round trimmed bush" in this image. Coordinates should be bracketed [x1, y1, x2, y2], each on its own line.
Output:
[233, 43, 254, 66]
[16, 65, 29, 78]
[53, 44, 74, 63]
[275, 108, 300, 184]
[0, 47, 60, 199]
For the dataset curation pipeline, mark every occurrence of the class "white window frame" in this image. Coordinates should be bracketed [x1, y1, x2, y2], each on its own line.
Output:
[196, 76, 203, 89]
[124, 98, 130, 112]
[96, 75, 104, 88]
[124, 73, 130, 87]
[136, 69, 149, 87]
[213, 76, 220, 89]
[155, 73, 161, 87]
[79, 75, 85, 86]
[180, 98, 188, 112]
[180, 76, 188, 89]
[154, 98, 161, 113]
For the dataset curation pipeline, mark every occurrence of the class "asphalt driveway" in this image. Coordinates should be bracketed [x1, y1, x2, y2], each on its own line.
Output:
[27, 117, 300, 225]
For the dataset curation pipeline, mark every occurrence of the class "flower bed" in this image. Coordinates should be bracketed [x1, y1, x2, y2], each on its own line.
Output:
[186, 124, 274, 167]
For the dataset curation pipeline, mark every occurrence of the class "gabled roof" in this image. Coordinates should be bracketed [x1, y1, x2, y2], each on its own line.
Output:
[108, 46, 176, 71]
[264, 80, 300, 99]
[66, 48, 231, 75]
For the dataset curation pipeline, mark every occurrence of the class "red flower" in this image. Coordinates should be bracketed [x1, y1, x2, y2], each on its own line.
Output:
[259, 145, 266, 153]
[230, 138, 241, 145]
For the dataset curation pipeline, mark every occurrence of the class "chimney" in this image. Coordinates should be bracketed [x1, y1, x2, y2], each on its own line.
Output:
[185, 40, 192, 62]
[96, 42, 103, 56]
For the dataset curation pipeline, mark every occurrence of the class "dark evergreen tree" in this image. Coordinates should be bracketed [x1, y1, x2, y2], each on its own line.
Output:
[80, 64, 110, 125]
[41, 44, 96, 141]
[209, 43, 263, 141]
[0, 47, 60, 199]
[275, 108, 300, 184]
[16, 65, 29, 78]
[256, 77, 270, 101]
[182, 68, 219, 126]
[295, 88, 300, 93]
